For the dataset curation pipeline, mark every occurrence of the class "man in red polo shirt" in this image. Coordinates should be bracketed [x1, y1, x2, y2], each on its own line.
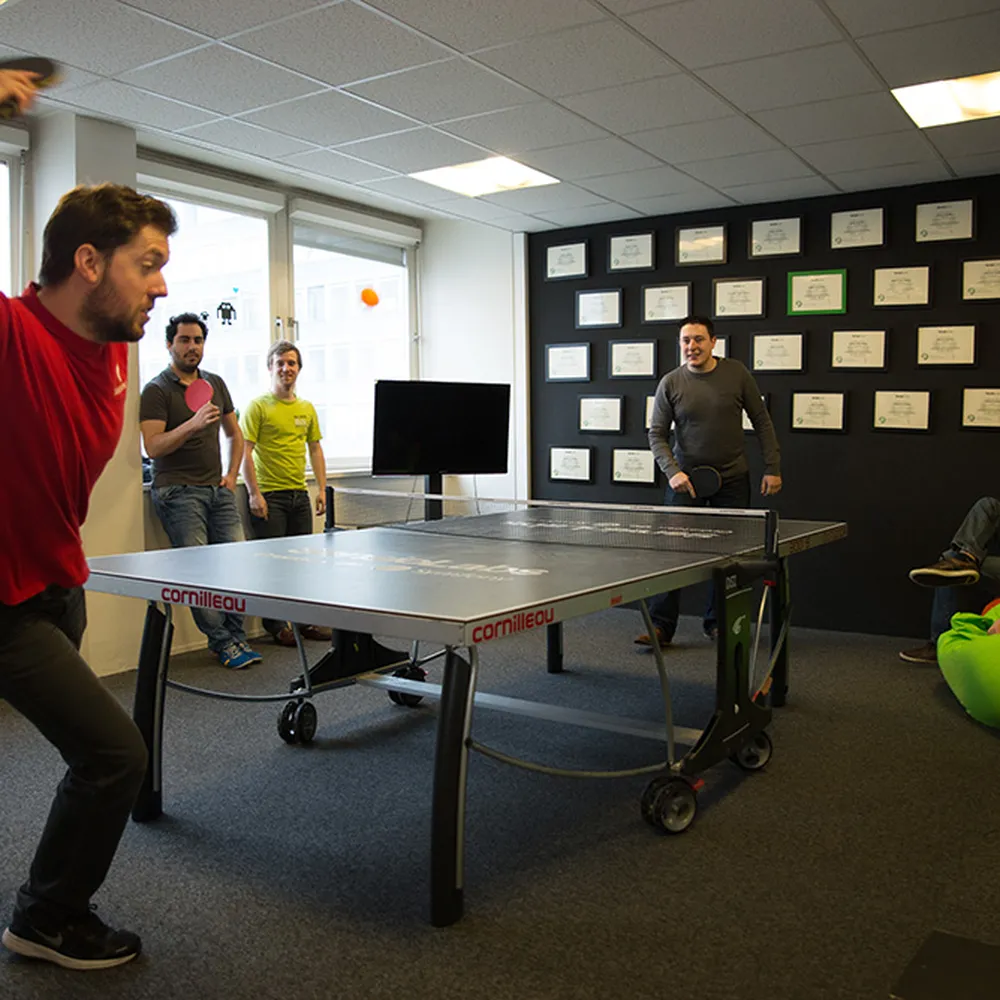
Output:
[0, 67, 178, 971]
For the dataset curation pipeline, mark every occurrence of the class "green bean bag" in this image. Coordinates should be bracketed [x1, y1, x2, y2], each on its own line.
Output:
[937, 603, 1000, 728]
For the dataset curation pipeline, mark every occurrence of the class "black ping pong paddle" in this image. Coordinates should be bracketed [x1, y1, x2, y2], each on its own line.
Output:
[687, 465, 722, 499]
[0, 57, 61, 120]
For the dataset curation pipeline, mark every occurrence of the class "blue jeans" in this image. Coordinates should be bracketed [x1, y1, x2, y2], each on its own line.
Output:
[648, 474, 752, 638]
[930, 496, 1000, 640]
[150, 485, 247, 652]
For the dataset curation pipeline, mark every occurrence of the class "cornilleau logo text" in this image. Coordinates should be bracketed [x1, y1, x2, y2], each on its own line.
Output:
[472, 607, 555, 643]
[161, 587, 246, 613]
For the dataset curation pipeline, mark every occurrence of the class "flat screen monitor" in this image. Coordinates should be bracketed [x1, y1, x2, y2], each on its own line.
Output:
[372, 380, 510, 476]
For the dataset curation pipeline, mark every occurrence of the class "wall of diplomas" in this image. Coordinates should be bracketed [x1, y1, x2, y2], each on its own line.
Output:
[527, 172, 1000, 638]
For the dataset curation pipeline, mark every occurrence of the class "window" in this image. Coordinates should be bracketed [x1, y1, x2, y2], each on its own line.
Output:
[0, 159, 11, 295]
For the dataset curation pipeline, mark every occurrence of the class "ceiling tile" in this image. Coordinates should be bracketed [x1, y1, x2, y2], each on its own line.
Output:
[579, 165, 715, 200]
[517, 138, 662, 180]
[679, 150, 815, 187]
[120, 45, 324, 115]
[558, 75, 732, 134]
[277, 148, 396, 183]
[57, 81, 218, 132]
[600, 0, 689, 13]
[228, 3, 453, 87]
[480, 183, 610, 213]
[752, 93, 915, 146]
[357, 176, 460, 205]
[795, 130, 941, 173]
[345, 59, 534, 124]
[175, 119, 319, 159]
[626, 116, 779, 163]
[858, 12, 1000, 88]
[485, 214, 556, 232]
[424, 197, 528, 222]
[823, 0, 1000, 38]
[926, 118, 1000, 158]
[534, 205, 643, 227]
[620, 191, 737, 215]
[473, 21, 679, 98]
[720, 176, 838, 204]
[698, 44, 883, 112]
[121, 0, 328, 38]
[334, 128, 488, 172]
[439, 103, 608, 153]
[0, 0, 206, 76]
[626, 0, 842, 70]
[240, 91, 415, 145]
[362, 0, 606, 51]
[948, 150, 1000, 177]
[824, 161, 952, 191]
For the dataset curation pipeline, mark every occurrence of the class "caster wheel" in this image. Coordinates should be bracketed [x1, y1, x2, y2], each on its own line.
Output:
[388, 664, 427, 708]
[640, 775, 674, 826]
[730, 730, 773, 772]
[277, 699, 317, 744]
[648, 779, 697, 835]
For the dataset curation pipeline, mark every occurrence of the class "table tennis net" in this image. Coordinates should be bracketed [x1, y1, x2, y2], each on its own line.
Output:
[330, 487, 770, 556]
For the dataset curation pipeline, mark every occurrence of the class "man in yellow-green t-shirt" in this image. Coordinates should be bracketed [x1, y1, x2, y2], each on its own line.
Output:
[240, 339, 330, 646]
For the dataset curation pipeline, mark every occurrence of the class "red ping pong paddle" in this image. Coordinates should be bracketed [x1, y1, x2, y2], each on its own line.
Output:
[687, 465, 722, 499]
[184, 378, 214, 412]
[0, 57, 62, 120]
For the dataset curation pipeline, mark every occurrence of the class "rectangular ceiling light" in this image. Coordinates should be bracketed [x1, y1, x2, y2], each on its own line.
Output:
[893, 69, 1000, 128]
[409, 156, 559, 197]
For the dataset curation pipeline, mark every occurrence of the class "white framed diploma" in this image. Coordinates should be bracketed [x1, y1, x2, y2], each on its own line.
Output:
[579, 395, 623, 433]
[831, 330, 886, 370]
[788, 270, 846, 315]
[545, 241, 587, 280]
[609, 232, 654, 271]
[917, 325, 976, 367]
[645, 394, 655, 429]
[642, 282, 690, 323]
[609, 340, 656, 378]
[576, 289, 622, 328]
[612, 448, 656, 484]
[712, 277, 765, 318]
[676, 224, 726, 265]
[874, 391, 930, 431]
[750, 217, 801, 257]
[962, 389, 1000, 428]
[916, 200, 973, 243]
[962, 259, 1000, 300]
[792, 393, 845, 431]
[549, 447, 592, 482]
[830, 207, 884, 249]
[545, 342, 590, 382]
[753, 333, 804, 372]
[873, 266, 930, 306]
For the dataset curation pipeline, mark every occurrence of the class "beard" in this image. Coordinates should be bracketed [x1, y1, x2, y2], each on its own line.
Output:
[81, 275, 145, 343]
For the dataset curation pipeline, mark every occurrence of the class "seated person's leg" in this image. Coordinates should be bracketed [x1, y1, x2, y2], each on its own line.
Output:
[909, 497, 1000, 586]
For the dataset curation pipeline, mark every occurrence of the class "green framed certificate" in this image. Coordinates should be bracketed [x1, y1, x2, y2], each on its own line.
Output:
[788, 269, 847, 315]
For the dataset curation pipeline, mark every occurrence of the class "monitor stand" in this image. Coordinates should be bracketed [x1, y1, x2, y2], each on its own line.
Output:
[424, 473, 442, 521]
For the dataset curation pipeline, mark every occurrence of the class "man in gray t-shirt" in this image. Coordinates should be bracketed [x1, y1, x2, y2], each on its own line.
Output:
[139, 312, 259, 670]
[638, 316, 781, 649]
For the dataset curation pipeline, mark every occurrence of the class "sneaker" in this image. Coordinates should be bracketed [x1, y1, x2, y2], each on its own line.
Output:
[899, 642, 938, 665]
[237, 642, 262, 664]
[299, 625, 332, 642]
[216, 642, 256, 669]
[2, 905, 141, 970]
[703, 623, 719, 641]
[909, 554, 980, 587]
[634, 626, 672, 649]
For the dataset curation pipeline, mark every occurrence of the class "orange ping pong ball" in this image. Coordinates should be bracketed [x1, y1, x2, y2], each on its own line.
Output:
[360, 287, 379, 307]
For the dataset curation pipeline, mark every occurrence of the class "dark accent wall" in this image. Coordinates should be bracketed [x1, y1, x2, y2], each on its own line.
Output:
[528, 174, 1000, 638]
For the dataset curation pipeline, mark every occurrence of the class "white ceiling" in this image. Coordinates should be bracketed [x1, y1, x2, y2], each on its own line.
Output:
[4, 0, 1000, 232]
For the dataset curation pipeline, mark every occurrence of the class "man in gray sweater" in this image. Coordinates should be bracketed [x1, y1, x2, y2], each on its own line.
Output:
[638, 316, 781, 648]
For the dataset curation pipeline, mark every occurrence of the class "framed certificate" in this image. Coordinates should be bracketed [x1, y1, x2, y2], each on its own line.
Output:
[645, 394, 655, 429]
[874, 391, 930, 431]
[792, 393, 845, 432]
[545, 342, 590, 382]
[962, 259, 1000, 300]
[917, 325, 976, 367]
[576, 289, 622, 328]
[742, 394, 768, 432]
[546, 241, 587, 280]
[753, 333, 804, 372]
[676, 224, 726, 265]
[874, 266, 930, 306]
[612, 448, 656, 484]
[830, 208, 884, 249]
[712, 277, 766, 319]
[579, 395, 623, 433]
[609, 232, 654, 272]
[831, 330, 886, 370]
[788, 270, 846, 315]
[609, 340, 656, 378]
[642, 282, 690, 323]
[749, 217, 801, 258]
[962, 389, 1000, 429]
[549, 446, 592, 482]
[916, 200, 973, 243]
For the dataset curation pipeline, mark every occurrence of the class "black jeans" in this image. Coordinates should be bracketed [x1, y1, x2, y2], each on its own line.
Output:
[248, 489, 314, 636]
[0, 586, 147, 918]
[647, 474, 753, 639]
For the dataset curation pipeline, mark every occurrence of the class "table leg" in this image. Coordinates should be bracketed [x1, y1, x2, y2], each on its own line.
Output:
[769, 558, 790, 708]
[131, 601, 172, 822]
[546, 623, 563, 673]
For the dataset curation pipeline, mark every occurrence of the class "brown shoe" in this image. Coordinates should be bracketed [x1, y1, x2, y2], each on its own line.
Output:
[899, 642, 938, 665]
[272, 626, 297, 647]
[909, 554, 979, 587]
[634, 626, 671, 649]
[299, 625, 332, 642]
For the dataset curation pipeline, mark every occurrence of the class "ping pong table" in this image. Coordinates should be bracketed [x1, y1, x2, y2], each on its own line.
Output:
[85, 493, 846, 926]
